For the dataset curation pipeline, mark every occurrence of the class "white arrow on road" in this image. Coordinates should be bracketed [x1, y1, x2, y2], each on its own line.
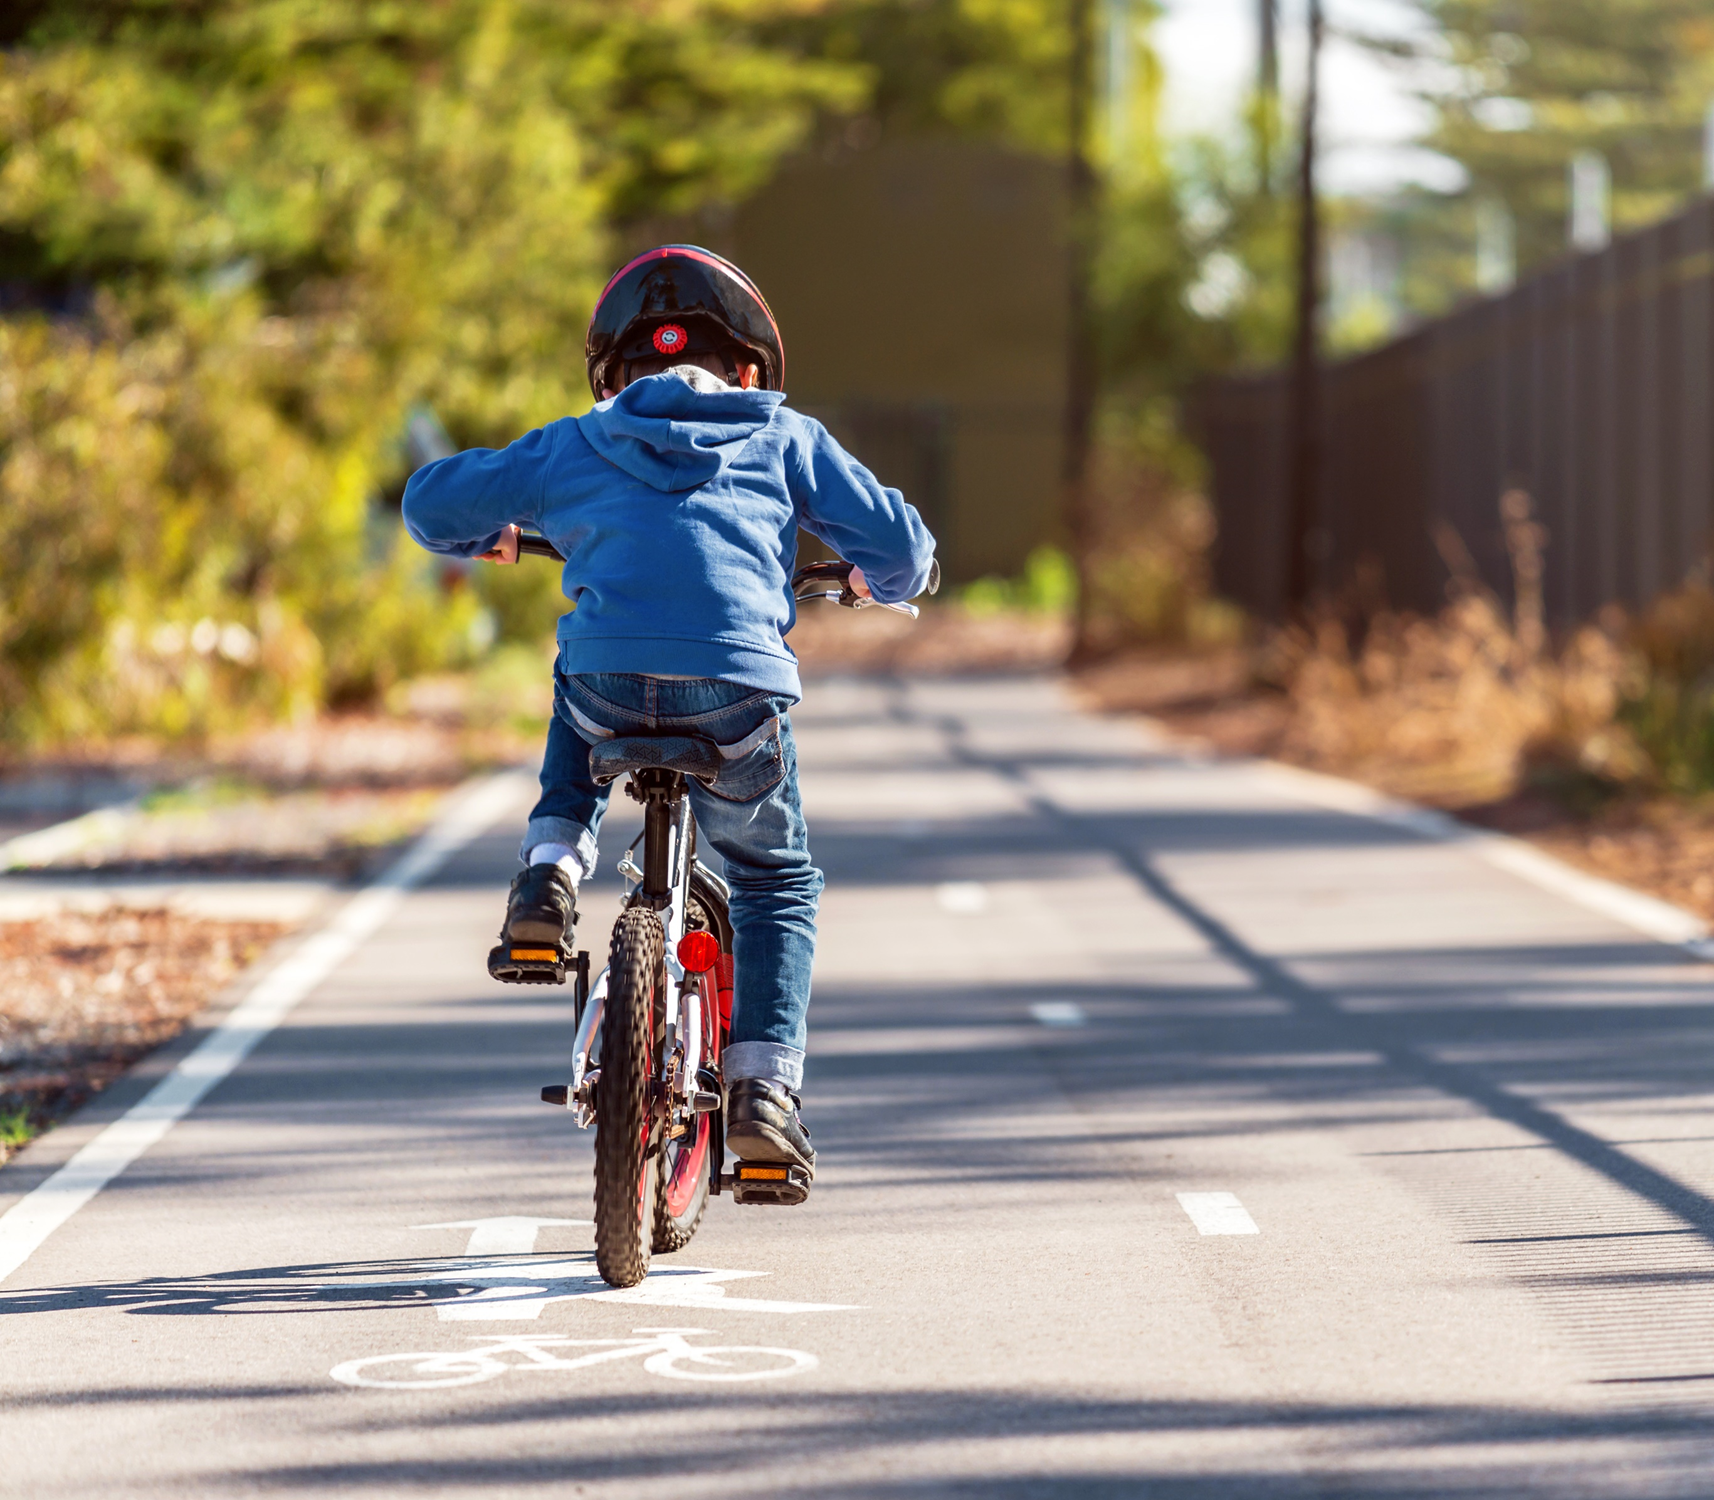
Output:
[425, 1262, 859, 1321]
[348, 1256, 857, 1321]
[394, 1217, 858, 1320]
[415, 1217, 589, 1256]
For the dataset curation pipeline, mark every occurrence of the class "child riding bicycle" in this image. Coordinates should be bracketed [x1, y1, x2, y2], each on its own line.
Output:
[401, 245, 936, 1199]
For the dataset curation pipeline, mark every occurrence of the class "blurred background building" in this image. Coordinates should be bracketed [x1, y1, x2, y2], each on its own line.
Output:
[732, 140, 1068, 584]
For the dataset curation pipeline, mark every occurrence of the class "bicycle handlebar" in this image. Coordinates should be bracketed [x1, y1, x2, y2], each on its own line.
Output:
[512, 531, 938, 618]
[517, 532, 565, 561]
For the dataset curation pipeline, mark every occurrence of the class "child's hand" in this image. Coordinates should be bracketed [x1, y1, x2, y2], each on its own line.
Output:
[479, 524, 521, 564]
[847, 564, 872, 600]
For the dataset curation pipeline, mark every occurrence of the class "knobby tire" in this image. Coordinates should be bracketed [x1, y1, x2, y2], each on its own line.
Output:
[594, 906, 663, 1287]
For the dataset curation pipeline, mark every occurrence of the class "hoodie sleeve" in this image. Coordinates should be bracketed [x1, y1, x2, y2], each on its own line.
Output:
[401, 423, 557, 558]
[787, 417, 938, 604]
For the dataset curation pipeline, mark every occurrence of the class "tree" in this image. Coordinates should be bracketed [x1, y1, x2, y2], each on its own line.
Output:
[1371, 0, 1714, 274]
[0, 0, 858, 739]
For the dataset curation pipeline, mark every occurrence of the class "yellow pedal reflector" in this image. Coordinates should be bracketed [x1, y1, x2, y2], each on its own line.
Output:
[738, 1165, 789, 1180]
[510, 948, 558, 962]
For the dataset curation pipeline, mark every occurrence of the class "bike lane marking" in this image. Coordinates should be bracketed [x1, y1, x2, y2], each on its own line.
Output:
[324, 1257, 852, 1388]
[0, 769, 533, 1288]
[1030, 1000, 1087, 1028]
[935, 880, 988, 913]
[330, 1329, 820, 1389]
[1177, 1191, 1261, 1235]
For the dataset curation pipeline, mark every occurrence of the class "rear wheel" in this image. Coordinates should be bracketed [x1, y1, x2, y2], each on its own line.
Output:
[653, 1104, 712, 1252]
[652, 880, 729, 1254]
[593, 907, 663, 1287]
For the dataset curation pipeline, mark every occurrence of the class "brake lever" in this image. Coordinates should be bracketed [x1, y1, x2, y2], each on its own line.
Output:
[793, 586, 920, 619]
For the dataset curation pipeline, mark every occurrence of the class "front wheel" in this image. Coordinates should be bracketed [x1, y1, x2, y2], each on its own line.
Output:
[593, 907, 663, 1287]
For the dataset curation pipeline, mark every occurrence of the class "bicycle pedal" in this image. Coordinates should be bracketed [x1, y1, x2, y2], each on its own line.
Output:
[725, 1162, 812, 1206]
[541, 1084, 569, 1107]
[487, 942, 569, 985]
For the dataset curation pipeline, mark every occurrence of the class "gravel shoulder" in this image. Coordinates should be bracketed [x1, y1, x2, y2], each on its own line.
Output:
[0, 909, 288, 1165]
[0, 691, 543, 1171]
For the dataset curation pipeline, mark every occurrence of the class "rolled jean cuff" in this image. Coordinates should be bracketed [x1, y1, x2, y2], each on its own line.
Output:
[722, 1041, 804, 1092]
[520, 816, 597, 878]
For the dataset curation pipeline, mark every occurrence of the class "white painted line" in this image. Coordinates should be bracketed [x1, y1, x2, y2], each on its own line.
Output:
[1029, 1001, 1087, 1028]
[1251, 760, 1713, 955]
[1176, 1191, 1260, 1235]
[417, 1216, 590, 1257]
[0, 768, 531, 1287]
[936, 880, 989, 913]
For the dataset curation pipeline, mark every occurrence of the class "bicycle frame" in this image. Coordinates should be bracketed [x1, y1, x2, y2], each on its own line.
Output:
[565, 768, 722, 1150]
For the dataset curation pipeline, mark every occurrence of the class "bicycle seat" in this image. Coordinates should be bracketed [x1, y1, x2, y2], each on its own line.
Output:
[589, 735, 723, 786]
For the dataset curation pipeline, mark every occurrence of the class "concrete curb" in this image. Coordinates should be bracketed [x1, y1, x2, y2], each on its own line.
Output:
[1245, 758, 1713, 959]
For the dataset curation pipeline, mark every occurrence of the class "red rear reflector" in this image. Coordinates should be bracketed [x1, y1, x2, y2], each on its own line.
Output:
[677, 930, 721, 973]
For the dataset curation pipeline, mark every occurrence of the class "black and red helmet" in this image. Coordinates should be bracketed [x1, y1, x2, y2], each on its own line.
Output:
[585, 245, 784, 399]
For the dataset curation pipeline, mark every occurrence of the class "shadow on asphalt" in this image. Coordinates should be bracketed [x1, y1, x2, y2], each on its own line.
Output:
[9, 1386, 1705, 1496]
[0, 1253, 606, 1318]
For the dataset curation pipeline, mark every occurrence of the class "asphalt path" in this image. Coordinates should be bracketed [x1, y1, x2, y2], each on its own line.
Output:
[7, 674, 1714, 1497]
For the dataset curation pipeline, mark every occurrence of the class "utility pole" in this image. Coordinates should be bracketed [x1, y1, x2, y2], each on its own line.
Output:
[1258, 0, 1279, 190]
[1064, 0, 1099, 660]
[1569, 150, 1611, 252]
[1284, 0, 1323, 615]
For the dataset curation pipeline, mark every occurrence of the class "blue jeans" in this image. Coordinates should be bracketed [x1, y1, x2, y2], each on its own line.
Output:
[522, 673, 822, 1091]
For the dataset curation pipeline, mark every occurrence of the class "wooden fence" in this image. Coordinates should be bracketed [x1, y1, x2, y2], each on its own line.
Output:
[1191, 196, 1714, 626]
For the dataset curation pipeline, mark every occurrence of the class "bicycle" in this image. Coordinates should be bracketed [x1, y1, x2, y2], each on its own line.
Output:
[330, 1328, 817, 1389]
[510, 536, 935, 1287]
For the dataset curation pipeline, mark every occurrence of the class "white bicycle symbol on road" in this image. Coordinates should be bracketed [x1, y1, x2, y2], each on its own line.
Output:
[331, 1326, 817, 1389]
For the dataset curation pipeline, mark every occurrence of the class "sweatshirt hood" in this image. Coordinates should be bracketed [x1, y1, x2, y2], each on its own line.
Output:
[576, 369, 785, 492]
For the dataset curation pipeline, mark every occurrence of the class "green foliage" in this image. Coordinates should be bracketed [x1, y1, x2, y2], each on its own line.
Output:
[1618, 583, 1714, 793]
[960, 545, 1079, 616]
[0, 1105, 36, 1148]
[0, 0, 856, 744]
[1376, 1, 1714, 277]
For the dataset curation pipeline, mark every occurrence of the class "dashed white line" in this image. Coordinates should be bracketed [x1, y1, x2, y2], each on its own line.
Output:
[1176, 1191, 1260, 1235]
[936, 881, 988, 913]
[1029, 1001, 1086, 1028]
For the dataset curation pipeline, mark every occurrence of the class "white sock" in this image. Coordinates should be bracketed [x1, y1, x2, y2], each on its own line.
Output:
[528, 842, 583, 886]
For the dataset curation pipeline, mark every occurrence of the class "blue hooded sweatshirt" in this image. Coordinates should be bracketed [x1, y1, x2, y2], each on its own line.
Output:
[401, 369, 937, 700]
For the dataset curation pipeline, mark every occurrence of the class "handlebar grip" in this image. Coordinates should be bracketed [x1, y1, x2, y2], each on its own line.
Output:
[785, 558, 939, 600]
[792, 560, 852, 587]
[517, 533, 565, 562]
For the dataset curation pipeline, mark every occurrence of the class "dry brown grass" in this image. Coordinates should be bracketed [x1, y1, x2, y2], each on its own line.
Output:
[1272, 593, 1643, 806]
[1263, 491, 1649, 807]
